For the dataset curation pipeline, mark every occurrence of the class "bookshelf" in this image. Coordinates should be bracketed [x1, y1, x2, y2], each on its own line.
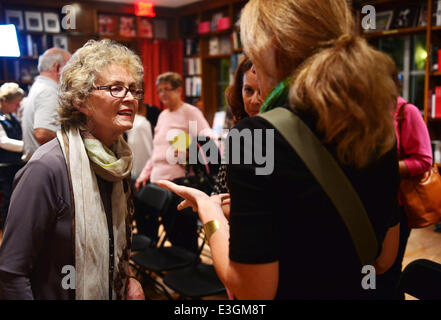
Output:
[354, 0, 441, 163]
[0, 3, 69, 92]
[178, 0, 247, 126]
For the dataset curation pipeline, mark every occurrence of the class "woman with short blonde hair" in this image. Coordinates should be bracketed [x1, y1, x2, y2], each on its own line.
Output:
[158, 0, 401, 299]
[0, 82, 25, 229]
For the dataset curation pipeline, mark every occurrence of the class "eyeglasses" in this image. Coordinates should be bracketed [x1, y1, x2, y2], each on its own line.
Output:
[94, 85, 144, 100]
[156, 87, 176, 95]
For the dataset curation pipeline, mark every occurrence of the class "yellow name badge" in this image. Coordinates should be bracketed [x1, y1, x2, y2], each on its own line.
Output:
[171, 131, 192, 151]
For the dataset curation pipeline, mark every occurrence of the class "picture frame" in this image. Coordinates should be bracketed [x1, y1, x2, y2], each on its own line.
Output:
[53, 35, 68, 52]
[390, 7, 419, 30]
[98, 14, 116, 36]
[43, 12, 60, 33]
[119, 16, 136, 38]
[5, 10, 24, 31]
[138, 17, 154, 39]
[374, 10, 394, 32]
[24, 11, 43, 32]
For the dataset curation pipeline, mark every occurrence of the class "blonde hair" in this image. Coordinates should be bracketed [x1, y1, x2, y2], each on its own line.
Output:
[0, 82, 24, 102]
[241, 0, 398, 168]
[58, 39, 144, 128]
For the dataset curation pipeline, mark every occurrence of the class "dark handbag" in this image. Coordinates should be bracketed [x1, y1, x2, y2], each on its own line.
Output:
[398, 104, 441, 228]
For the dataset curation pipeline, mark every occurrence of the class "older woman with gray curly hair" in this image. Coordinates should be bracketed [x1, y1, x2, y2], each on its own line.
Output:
[0, 39, 145, 300]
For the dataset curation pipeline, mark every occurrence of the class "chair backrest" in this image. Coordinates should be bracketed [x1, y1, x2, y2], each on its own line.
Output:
[398, 259, 441, 300]
[135, 183, 172, 214]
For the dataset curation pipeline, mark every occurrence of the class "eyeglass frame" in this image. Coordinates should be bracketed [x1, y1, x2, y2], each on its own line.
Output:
[93, 85, 144, 100]
[156, 87, 178, 95]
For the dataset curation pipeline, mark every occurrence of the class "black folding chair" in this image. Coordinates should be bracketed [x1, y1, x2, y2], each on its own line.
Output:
[162, 235, 226, 300]
[130, 183, 199, 299]
[398, 259, 441, 300]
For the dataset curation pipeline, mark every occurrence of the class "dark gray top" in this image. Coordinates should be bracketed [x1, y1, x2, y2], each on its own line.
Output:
[0, 138, 113, 300]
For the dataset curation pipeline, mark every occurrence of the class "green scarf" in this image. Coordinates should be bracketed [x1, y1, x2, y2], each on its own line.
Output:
[259, 77, 291, 114]
[81, 130, 133, 182]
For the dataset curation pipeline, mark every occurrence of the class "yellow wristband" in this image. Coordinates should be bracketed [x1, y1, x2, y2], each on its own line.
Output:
[203, 220, 220, 241]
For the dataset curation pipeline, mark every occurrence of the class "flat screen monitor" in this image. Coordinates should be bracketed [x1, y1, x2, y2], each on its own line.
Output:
[0, 24, 20, 57]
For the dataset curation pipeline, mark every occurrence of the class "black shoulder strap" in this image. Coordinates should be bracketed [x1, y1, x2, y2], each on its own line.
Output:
[258, 108, 378, 266]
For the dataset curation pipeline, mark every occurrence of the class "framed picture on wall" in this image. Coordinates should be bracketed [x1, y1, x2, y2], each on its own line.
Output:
[5, 10, 24, 31]
[390, 7, 419, 30]
[375, 11, 394, 32]
[25, 11, 43, 32]
[119, 16, 136, 37]
[98, 14, 116, 36]
[43, 12, 60, 33]
[53, 35, 68, 51]
[138, 17, 154, 39]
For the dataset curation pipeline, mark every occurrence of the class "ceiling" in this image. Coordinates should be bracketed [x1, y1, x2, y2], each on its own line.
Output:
[89, 0, 202, 8]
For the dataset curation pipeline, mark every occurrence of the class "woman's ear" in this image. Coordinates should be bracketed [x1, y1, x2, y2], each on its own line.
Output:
[75, 103, 89, 116]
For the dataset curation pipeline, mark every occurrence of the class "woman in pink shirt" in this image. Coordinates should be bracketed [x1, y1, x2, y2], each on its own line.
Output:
[134, 72, 213, 252]
[378, 70, 432, 298]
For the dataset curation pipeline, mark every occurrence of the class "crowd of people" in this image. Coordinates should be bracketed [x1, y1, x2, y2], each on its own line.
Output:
[0, 0, 438, 300]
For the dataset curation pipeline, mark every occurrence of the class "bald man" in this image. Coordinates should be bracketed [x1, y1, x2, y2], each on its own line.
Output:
[22, 48, 71, 161]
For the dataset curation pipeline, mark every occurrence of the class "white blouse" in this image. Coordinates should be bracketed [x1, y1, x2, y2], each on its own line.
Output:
[0, 113, 23, 153]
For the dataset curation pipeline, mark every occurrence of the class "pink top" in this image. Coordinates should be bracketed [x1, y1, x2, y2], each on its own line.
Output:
[394, 97, 432, 177]
[139, 103, 213, 183]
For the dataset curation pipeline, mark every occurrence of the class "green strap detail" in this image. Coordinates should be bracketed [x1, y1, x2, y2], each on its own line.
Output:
[259, 77, 291, 114]
[259, 108, 378, 266]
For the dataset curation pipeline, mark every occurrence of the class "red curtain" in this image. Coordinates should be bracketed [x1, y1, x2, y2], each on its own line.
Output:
[138, 39, 183, 109]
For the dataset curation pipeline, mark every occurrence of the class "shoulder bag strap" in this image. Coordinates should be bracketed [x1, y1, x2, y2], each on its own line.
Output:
[397, 103, 407, 156]
[258, 108, 378, 266]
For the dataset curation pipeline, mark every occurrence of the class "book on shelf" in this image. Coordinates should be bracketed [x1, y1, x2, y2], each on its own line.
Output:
[434, 0, 441, 26]
[230, 52, 245, 75]
[211, 12, 223, 31]
[183, 57, 201, 75]
[430, 45, 440, 71]
[185, 38, 199, 56]
[428, 89, 433, 118]
[198, 21, 210, 34]
[209, 36, 220, 55]
[418, 4, 428, 27]
[219, 36, 231, 55]
[185, 76, 201, 97]
[217, 17, 230, 31]
[232, 30, 242, 50]
[432, 86, 441, 118]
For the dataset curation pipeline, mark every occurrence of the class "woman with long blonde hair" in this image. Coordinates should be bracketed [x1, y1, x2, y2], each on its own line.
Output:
[159, 0, 400, 299]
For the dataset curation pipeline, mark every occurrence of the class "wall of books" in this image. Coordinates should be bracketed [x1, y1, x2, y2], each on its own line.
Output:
[178, 0, 247, 125]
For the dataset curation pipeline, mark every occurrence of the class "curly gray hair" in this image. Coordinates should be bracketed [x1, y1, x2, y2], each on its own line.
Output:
[58, 39, 144, 128]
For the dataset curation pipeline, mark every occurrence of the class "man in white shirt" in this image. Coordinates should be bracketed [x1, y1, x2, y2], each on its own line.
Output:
[21, 48, 71, 161]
